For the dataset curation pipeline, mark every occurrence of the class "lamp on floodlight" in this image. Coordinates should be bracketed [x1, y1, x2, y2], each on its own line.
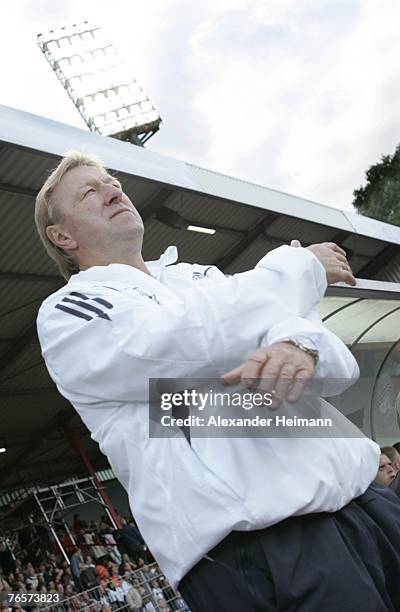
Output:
[37, 21, 162, 146]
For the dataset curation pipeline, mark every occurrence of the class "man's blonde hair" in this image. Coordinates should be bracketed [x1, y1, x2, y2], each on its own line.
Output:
[35, 151, 105, 280]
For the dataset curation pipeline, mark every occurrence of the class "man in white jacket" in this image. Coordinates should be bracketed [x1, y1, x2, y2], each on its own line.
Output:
[35, 152, 400, 611]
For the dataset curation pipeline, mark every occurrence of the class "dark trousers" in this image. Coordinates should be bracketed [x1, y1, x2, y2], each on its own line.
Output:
[179, 484, 400, 612]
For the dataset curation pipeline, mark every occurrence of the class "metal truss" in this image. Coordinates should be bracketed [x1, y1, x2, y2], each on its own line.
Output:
[1, 476, 118, 564]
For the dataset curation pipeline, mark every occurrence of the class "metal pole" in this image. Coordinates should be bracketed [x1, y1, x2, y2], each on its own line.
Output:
[61, 519, 76, 546]
[33, 493, 70, 564]
[61, 420, 122, 529]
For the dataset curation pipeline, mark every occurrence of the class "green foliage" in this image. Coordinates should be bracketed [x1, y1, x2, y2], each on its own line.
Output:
[353, 144, 400, 226]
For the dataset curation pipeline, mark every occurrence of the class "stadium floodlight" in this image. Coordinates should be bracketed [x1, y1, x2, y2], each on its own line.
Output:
[37, 21, 162, 145]
[0, 447, 6, 454]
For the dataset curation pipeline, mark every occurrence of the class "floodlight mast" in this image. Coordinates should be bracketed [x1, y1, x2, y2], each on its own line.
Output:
[37, 21, 162, 146]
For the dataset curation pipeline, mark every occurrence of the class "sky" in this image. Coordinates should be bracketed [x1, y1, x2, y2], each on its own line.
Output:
[1, 0, 400, 211]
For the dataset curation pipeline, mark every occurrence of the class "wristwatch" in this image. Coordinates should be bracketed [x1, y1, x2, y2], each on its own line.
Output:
[285, 338, 319, 367]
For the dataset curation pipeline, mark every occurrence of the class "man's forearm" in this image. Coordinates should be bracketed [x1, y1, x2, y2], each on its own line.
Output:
[262, 312, 359, 396]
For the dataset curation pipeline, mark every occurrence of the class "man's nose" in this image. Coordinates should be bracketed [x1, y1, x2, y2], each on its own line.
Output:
[104, 184, 123, 205]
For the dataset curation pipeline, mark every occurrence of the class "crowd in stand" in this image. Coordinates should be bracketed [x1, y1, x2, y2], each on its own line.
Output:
[0, 513, 190, 612]
[1, 441, 399, 611]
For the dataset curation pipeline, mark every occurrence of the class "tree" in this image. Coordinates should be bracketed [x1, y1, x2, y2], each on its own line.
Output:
[352, 144, 400, 226]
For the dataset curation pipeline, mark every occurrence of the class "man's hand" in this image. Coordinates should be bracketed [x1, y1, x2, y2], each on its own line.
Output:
[291, 240, 356, 286]
[221, 342, 316, 407]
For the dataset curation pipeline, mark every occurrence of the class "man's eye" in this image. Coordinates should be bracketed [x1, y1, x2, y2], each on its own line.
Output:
[84, 188, 95, 197]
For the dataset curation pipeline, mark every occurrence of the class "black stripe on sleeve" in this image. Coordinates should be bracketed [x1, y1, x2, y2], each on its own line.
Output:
[70, 291, 89, 300]
[55, 304, 93, 321]
[62, 297, 111, 320]
[69, 292, 113, 308]
[93, 297, 113, 309]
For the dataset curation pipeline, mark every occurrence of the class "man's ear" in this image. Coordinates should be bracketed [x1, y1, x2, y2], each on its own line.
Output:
[46, 225, 78, 252]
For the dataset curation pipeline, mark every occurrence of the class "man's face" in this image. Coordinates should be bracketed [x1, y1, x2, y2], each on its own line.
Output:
[375, 453, 396, 486]
[48, 165, 144, 263]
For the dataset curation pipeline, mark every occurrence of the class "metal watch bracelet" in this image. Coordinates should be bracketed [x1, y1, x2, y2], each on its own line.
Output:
[285, 338, 319, 366]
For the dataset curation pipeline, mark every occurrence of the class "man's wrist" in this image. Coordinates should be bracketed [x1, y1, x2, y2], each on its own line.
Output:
[283, 338, 319, 367]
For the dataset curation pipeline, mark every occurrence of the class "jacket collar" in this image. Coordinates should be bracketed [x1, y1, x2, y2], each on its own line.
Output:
[146, 245, 178, 279]
[69, 246, 178, 285]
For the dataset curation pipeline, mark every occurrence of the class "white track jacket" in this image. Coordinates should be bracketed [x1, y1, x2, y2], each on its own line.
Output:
[37, 245, 380, 588]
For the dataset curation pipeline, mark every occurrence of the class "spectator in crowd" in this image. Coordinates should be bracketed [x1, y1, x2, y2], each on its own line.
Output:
[84, 554, 96, 569]
[105, 581, 126, 607]
[83, 528, 95, 547]
[24, 583, 38, 611]
[56, 583, 65, 599]
[119, 552, 137, 576]
[375, 452, 397, 486]
[119, 519, 147, 563]
[121, 573, 143, 610]
[79, 561, 100, 590]
[98, 520, 112, 536]
[72, 514, 84, 540]
[106, 561, 121, 588]
[62, 566, 75, 589]
[70, 546, 84, 589]
[43, 562, 54, 585]
[91, 539, 108, 562]
[64, 583, 77, 597]
[98, 582, 112, 611]
[103, 531, 122, 565]
[151, 579, 164, 601]
[25, 563, 39, 590]
[383, 445, 400, 471]
[95, 560, 110, 585]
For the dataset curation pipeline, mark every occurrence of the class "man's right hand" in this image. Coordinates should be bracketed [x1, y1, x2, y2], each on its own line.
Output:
[222, 341, 316, 407]
[291, 240, 356, 286]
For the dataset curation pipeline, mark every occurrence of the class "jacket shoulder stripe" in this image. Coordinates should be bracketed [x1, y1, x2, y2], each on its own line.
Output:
[62, 297, 111, 320]
[70, 291, 89, 300]
[69, 291, 113, 309]
[92, 297, 113, 309]
[55, 304, 93, 321]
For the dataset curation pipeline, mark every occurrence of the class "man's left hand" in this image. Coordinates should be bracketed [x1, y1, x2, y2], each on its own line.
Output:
[221, 342, 316, 407]
[291, 239, 356, 286]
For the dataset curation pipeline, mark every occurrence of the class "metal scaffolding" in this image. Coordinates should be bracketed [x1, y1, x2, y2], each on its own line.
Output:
[1, 476, 119, 563]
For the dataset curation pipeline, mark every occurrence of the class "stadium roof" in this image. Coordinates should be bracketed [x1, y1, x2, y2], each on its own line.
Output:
[1, 103, 400, 496]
